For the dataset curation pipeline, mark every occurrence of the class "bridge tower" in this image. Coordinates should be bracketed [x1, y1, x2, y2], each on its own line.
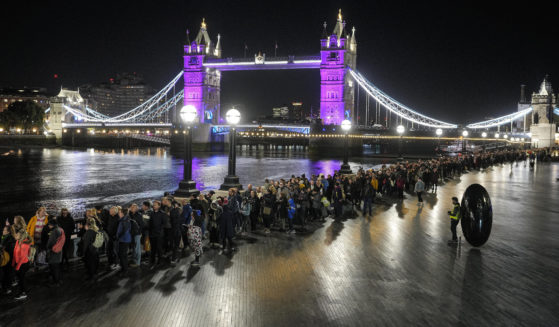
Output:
[319, 10, 357, 125]
[529, 76, 557, 147]
[49, 97, 65, 144]
[182, 19, 221, 124]
[48, 89, 86, 144]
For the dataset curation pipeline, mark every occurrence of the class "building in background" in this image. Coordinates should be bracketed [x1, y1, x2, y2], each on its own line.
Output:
[272, 106, 289, 120]
[0, 87, 50, 112]
[290, 102, 304, 120]
[80, 72, 154, 117]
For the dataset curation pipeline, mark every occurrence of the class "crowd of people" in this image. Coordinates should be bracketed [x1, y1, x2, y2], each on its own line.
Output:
[0, 147, 555, 301]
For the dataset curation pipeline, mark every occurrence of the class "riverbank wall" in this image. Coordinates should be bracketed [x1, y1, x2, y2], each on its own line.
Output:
[0, 135, 57, 146]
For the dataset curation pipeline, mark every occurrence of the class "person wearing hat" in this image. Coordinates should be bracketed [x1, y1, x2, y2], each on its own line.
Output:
[46, 219, 65, 287]
[448, 197, 461, 243]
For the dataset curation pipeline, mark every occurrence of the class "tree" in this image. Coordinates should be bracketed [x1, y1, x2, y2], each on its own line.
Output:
[0, 101, 45, 133]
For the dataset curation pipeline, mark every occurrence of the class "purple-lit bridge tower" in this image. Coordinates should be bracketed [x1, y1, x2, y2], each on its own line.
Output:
[180, 11, 357, 126]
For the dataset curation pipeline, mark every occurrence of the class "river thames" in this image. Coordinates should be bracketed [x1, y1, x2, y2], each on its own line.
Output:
[0, 146, 391, 219]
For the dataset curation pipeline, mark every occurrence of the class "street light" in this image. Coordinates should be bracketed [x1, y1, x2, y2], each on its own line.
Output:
[396, 125, 405, 160]
[481, 131, 487, 152]
[435, 128, 443, 156]
[339, 119, 352, 174]
[174, 105, 200, 197]
[494, 133, 499, 138]
[220, 108, 243, 190]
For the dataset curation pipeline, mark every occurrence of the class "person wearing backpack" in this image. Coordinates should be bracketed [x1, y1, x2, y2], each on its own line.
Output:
[12, 230, 32, 300]
[1, 225, 16, 295]
[46, 219, 65, 287]
[81, 218, 101, 281]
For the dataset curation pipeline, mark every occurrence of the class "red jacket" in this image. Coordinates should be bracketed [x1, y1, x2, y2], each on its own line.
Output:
[12, 240, 30, 271]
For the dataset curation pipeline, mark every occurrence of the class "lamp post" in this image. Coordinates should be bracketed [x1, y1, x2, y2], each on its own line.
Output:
[435, 128, 443, 156]
[339, 119, 353, 174]
[174, 105, 200, 198]
[220, 108, 242, 190]
[481, 131, 487, 152]
[462, 130, 469, 152]
[396, 124, 405, 160]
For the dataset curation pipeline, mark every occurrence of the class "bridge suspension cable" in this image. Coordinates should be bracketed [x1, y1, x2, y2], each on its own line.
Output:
[59, 72, 183, 123]
[466, 107, 533, 129]
[349, 69, 457, 129]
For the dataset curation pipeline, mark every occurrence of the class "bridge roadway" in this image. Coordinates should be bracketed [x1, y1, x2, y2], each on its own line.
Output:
[1, 162, 557, 326]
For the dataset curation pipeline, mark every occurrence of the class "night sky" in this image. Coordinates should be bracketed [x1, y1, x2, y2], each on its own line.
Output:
[2, 0, 558, 124]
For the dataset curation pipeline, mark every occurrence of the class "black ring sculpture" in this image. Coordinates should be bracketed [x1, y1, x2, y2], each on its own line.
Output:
[460, 184, 493, 247]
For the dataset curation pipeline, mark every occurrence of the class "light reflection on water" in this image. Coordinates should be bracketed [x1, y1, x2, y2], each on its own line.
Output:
[0, 147, 387, 219]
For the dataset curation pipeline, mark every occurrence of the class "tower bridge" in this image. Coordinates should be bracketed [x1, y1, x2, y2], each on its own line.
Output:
[46, 10, 558, 149]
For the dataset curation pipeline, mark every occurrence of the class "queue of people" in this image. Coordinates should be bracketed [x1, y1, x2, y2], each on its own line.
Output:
[0, 147, 554, 301]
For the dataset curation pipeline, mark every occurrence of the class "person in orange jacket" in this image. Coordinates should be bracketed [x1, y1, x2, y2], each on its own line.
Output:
[26, 207, 48, 246]
[12, 230, 32, 301]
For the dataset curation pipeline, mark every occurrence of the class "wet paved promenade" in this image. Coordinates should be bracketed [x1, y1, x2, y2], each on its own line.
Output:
[1, 162, 558, 326]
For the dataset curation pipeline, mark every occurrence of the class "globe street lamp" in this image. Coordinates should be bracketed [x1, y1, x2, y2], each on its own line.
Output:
[220, 108, 242, 190]
[339, 119, 353, 174]
[174, 105, 200, 198]
[435, 128, 443, 156]
[481, 131, 487, 152]
[396, 125, 405, 160]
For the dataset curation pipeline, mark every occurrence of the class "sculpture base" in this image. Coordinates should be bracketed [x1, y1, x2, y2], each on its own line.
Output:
[220, 175, 243, 191]
[339, 163, 353, 175]
[174, 180, 200, 198]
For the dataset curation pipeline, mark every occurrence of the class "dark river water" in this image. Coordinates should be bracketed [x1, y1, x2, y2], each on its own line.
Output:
[0, 146, 392, 220]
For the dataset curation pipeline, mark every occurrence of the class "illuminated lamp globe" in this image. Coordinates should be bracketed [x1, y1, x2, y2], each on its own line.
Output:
[396, 125, 405, 134]
[435, 128, 443, 136]
[180, 105, 197, 123]
[503, 134, 508, 139]
[226, 108, 241, 125]
[341, 119, 352, 132]
[462, 130, 469, 137]
[481, 132, 487, 138]
[494, 133, 500, 138]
